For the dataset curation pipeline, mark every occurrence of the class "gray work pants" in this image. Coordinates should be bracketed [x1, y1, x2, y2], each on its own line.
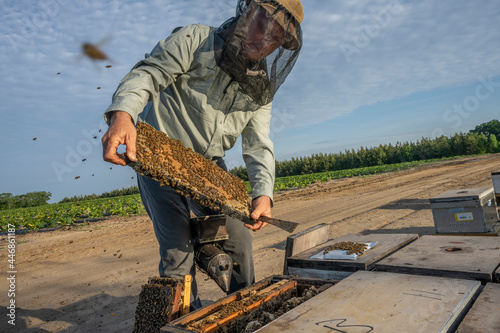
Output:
[137, 167, 255, 309]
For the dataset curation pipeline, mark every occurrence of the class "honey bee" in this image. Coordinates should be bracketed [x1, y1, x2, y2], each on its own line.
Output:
[32, 137, 37, 141]
[75, 176, 80, 179]
[82, 158, 86, 162]
[82, 42, 108, 61]
[97, 87, 101, 89]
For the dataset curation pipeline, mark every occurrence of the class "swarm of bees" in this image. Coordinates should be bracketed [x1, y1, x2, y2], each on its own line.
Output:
[323, 241, 369, 255]
[133, 276, 182, 333]
[132, 122, 250, 215]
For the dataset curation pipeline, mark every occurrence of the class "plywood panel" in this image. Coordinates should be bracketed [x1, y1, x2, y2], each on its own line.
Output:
[376, 235, 500, 281]
[257, 271, 480, 333]
[457, 283, 500, 332]
[287, 233, 418, 273]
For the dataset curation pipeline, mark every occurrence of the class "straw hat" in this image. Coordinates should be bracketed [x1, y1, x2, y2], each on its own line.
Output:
[254, 0, 304, 50]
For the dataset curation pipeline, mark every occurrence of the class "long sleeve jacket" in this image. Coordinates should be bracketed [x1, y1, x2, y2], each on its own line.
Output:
[105, 24, 275, 201]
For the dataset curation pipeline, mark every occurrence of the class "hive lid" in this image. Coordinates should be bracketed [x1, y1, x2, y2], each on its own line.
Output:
[429, 187, 494, 203]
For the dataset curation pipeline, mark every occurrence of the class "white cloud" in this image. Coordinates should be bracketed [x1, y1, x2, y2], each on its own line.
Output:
[282, 0, 500, 127]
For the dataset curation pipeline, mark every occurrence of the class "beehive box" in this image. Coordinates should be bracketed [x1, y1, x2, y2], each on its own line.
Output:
[456, 283, 500, 332]
[429, 187, 498, 234]
[375, 235, 500, 282]
[256, 271, 481, 332]
[285, 232, 418, 280]
[161, 276, 336, 332]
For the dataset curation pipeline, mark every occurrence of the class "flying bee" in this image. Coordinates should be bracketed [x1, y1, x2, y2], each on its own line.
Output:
[75, 176, 80, 179]
[79, 37, 114, 69]
[33, 137, 37, 141]
[82, 42, 108, 61]
[93, 135, 97, 139]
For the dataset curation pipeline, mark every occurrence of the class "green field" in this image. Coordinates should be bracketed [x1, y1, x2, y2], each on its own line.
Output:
[1, 195, 146, 232]
[1, 156, 461, 232]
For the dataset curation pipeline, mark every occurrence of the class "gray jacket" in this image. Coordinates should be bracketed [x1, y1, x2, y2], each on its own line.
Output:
[105, 24, 275, 201]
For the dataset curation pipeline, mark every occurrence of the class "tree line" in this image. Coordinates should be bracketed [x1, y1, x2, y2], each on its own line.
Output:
[0, 191, 52, 210]
[58, 186, 140, 203]
[230, 119, 500, 180]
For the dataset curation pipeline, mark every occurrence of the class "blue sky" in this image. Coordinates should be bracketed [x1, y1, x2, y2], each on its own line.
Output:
[1, 0, 499, 203]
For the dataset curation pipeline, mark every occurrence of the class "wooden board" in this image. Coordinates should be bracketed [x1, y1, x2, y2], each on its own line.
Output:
[375, 235, 500, 282]
[283, 223, 331, 275]
[457, 283, 500, 332]
[257, 271, 481, 333]
[286, 233, 418, 279]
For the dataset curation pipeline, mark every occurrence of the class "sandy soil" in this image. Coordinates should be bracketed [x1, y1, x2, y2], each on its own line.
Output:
[2, 154, 500, 332]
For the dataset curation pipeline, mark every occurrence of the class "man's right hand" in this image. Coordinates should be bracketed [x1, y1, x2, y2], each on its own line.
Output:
[102, 111, 137, 166]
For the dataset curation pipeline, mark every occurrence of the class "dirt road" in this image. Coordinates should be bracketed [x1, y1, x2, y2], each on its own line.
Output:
[2, 154, 499, 332]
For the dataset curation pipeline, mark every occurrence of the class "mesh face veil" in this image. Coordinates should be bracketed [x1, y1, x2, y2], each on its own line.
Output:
[214, 0, 303, 105]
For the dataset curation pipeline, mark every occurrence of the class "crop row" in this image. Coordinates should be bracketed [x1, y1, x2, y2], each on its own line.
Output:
[0, 195, 146, 232]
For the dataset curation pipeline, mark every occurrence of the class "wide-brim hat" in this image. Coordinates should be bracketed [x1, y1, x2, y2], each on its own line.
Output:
[254, 0, 303, 50]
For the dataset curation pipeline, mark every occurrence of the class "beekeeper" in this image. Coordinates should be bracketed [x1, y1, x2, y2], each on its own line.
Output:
[102, 0, 304, 309]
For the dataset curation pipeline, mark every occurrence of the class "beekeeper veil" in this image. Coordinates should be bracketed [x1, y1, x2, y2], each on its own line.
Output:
[214, 0, 304, 105]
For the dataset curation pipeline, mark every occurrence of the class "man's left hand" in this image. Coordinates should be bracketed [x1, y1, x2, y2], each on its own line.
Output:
[245, 195, 272, 231]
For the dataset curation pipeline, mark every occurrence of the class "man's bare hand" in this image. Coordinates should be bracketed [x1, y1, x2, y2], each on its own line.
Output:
[102, 111, 136, 166]
[245, 195, 272, 231]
